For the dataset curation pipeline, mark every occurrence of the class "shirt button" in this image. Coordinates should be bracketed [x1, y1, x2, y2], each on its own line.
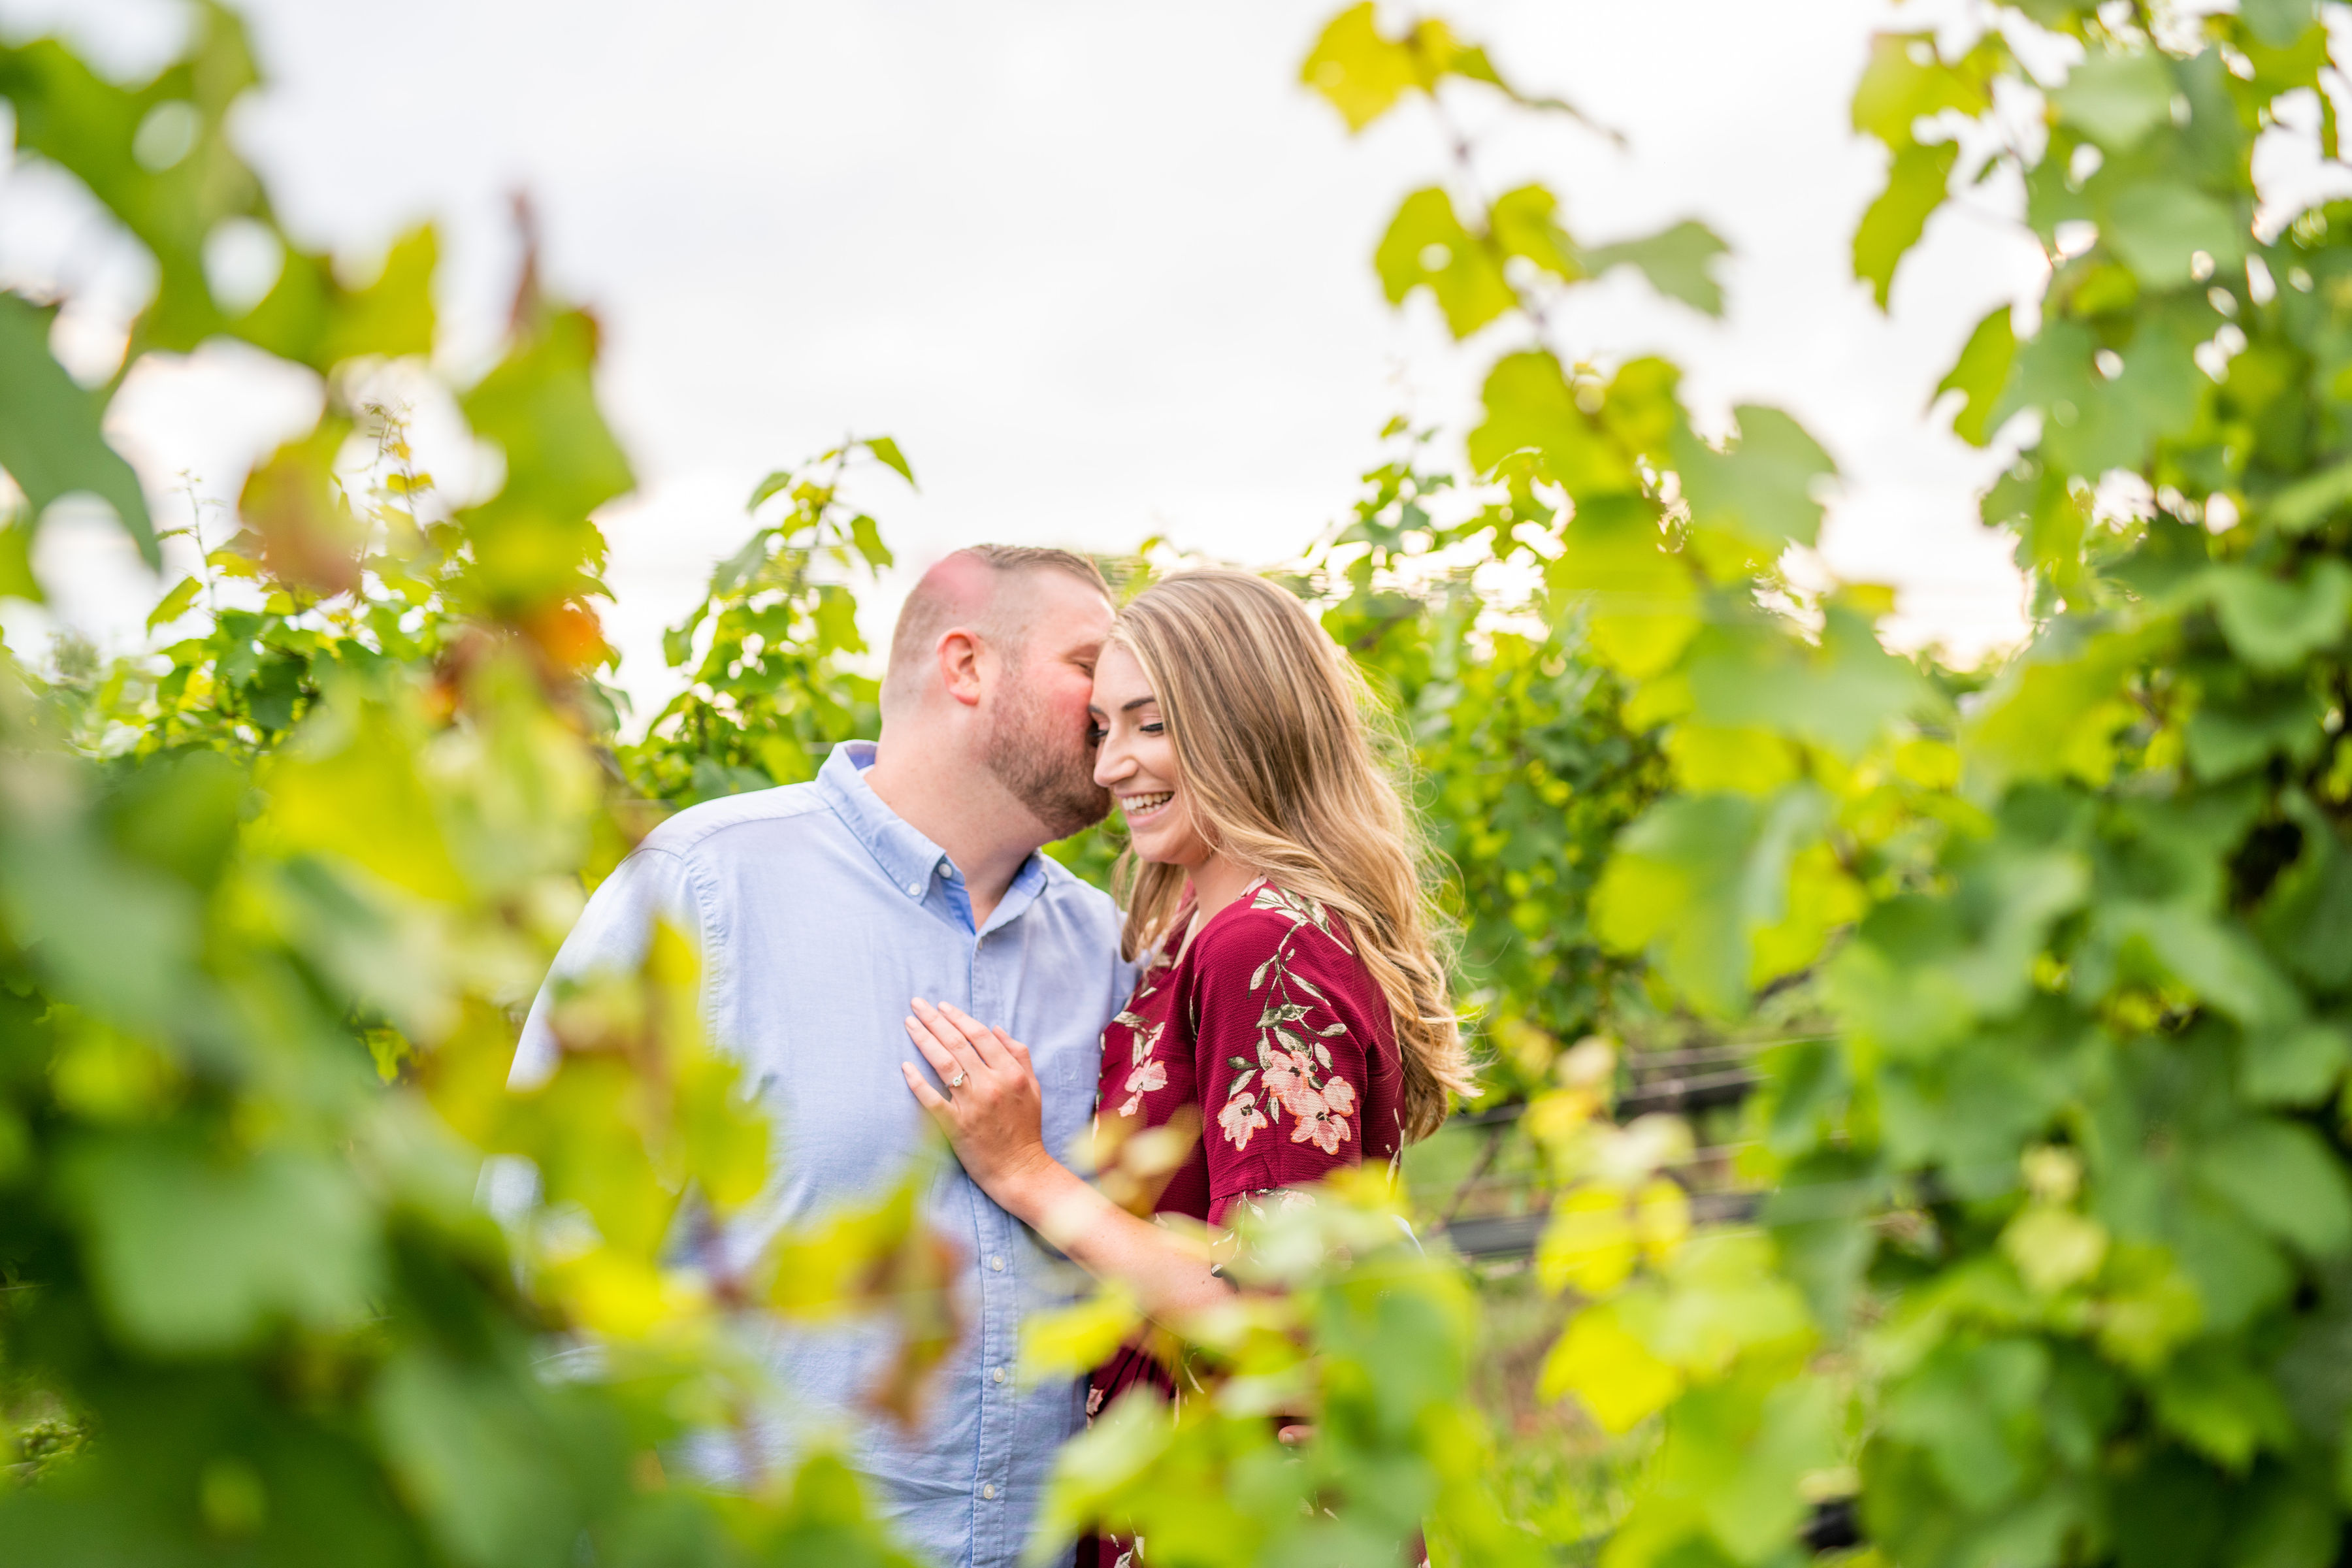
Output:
[981, 1483, 996, 1500]
[992, 1366, 1006, 1384]
[906, 880, 923, 896]
[988, 1254, 1005, 1272]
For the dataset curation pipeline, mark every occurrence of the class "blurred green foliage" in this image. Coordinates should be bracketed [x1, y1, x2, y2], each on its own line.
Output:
[1244, 6, 2352, 1568]
[617, 442, 903, 806]
[0, 10, 931, 1565]
[1306, 433, 1667, 1099]
[16, 3, 2352, 1568]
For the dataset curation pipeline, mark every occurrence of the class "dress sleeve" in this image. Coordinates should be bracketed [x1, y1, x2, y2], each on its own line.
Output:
[1190, 896, 1384, 1223]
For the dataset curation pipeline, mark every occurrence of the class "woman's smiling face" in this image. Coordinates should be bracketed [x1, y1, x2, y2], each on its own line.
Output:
[1090, 642, 1211, 869]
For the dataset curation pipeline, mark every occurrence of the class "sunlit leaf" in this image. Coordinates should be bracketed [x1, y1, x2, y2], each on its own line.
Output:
[1852, 33, 1993, 151]
[0, 291, 155, 563]
[1300, 2, 1425, 132]
[1581, 219, 1728, 316]
[2051, 48, 2176, 154]
[1374, 186, 1514, 338]
[1854, 140, 1957, 309]
[863, 434, 917, 489]
[1936, 304, 2016, 444]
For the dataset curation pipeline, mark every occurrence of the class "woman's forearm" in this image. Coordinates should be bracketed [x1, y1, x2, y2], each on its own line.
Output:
[992, 1158, 1232, 1322]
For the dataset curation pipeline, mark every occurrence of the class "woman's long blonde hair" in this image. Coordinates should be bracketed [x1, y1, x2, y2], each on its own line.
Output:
[1109, 569, 1471, 1141]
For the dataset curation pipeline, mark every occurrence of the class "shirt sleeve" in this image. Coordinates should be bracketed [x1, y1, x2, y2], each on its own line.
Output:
[511, 845, 705, 1088]
[1192, 907, 1380, 1217]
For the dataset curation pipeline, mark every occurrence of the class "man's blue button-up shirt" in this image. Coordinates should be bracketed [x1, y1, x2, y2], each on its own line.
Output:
[515, 741, 1131, 1568]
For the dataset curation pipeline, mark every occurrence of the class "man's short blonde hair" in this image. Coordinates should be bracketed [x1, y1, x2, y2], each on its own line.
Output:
[881, 545, 1112, 710]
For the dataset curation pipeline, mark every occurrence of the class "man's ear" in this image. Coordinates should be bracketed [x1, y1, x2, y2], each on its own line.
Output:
[936, 628, 985, 708]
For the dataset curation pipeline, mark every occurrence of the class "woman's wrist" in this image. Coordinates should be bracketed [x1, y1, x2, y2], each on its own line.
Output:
[988, 1150, 1088, 1231]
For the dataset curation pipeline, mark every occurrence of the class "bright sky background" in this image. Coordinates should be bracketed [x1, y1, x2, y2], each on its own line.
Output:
[1, 0, 2071, 720]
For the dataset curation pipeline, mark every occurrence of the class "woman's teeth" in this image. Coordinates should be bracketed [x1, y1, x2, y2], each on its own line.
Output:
[1121, 791, 1173, 819]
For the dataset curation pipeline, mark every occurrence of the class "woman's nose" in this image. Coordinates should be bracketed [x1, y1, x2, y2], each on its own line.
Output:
[1094, 741, 1131, 789]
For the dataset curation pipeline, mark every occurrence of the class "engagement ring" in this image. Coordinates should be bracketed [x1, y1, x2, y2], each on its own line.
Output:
[949, 1070, 967, 1089]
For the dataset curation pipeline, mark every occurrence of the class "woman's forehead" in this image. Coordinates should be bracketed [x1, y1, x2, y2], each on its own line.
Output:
[1090, 643, 1153, 703]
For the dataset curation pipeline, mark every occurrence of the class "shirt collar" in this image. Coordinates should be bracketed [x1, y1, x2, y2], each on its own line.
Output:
[814, 741, 1051, 921]
[816, 740, 952, 902]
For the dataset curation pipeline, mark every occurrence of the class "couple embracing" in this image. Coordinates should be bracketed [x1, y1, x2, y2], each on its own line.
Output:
[516, 547, 1469, 1567]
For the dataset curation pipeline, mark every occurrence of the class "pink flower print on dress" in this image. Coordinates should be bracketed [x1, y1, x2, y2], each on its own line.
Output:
[1320, 1074, 1358, 1117]
[1262, 1048, 1326, 1120]
[1292, 1108, 1352, 1154]
[1218, 1092, 1270, 1152]
[1117, 1059, 1167, 1119]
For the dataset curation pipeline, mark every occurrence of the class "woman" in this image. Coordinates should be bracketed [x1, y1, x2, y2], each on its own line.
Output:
[898, 569, 1470, 1559]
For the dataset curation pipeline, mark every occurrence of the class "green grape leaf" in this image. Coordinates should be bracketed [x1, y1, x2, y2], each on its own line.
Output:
[2184, 683, 2325, 781]
[1936, 304, 2017, 445]
[2197, 1119, 2352, 1257]
[2002, 313, 2208, 480]
[1489, 184, 1580, 280]
[1854, 140, 1957, 309]
[1685, 603, 1931, 759]
[459, 308, 634, 606]
[371, 1346, 588, 1568]
[849, 512, 895, 569]
[0, 520, 37, 602]
[864, 435, 917, 489]
[1593, 785, 1831, 1016]
[144, 574, 202, 631]
[1375, 186, 1514, 338]
[318, 221, 439, 364]
[1300, 2, 1424, 131]
[1670, 404, 1837, 570]
[2100, 182, 2248, 289]
[59, 1137, 382, 1353]
[1468, 350, 1639, 493]
[1880, 1339, 2049, 1508]
[0, 291, 156, 564]
[1966, 625, 2166, 791]
[1581, 219, 1728, 316]
[747, 468, 794, 510]
[2149, 1343, 2295, 1471]
[2051, 49, 2178, 154]
[2205, 560, 2352, 672]
[2242, 0, 2321, 48]
[2257, 798, 2352, 990]
[1548, 493, 1701, 677]
[2266, 458, 2352, 533]
[2239, 1020, 2350, 1106]
[1852, 33, 1993, 151]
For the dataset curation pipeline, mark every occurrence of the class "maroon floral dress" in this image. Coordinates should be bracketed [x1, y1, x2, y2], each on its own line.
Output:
[1076, 881, 1405, 1561]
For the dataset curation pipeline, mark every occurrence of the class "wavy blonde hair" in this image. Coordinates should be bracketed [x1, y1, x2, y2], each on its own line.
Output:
[1109, 569, 1470, 1141]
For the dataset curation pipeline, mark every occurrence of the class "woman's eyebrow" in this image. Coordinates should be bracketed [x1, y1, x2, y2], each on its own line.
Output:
[1122, 695, 1156, 713]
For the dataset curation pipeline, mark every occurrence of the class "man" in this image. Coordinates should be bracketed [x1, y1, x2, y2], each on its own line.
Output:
[513, 546, 1130, 1568]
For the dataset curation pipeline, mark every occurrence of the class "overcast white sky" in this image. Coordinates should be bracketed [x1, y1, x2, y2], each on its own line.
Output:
[1, 0, 2062, 717]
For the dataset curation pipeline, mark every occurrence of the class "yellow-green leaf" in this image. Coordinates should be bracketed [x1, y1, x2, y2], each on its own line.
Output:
[1539, 1302, 1682, 1432]
[1854, 140, 1957, 309]
[1936, 304, 2017, 445]
[1852, 33, 1993, 151]
[1300, 3, 1424, 132]
[1374, 187, 1514, 338]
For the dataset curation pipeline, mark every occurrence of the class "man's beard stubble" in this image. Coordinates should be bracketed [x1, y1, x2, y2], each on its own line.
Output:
[985, 677, 1111, 841]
